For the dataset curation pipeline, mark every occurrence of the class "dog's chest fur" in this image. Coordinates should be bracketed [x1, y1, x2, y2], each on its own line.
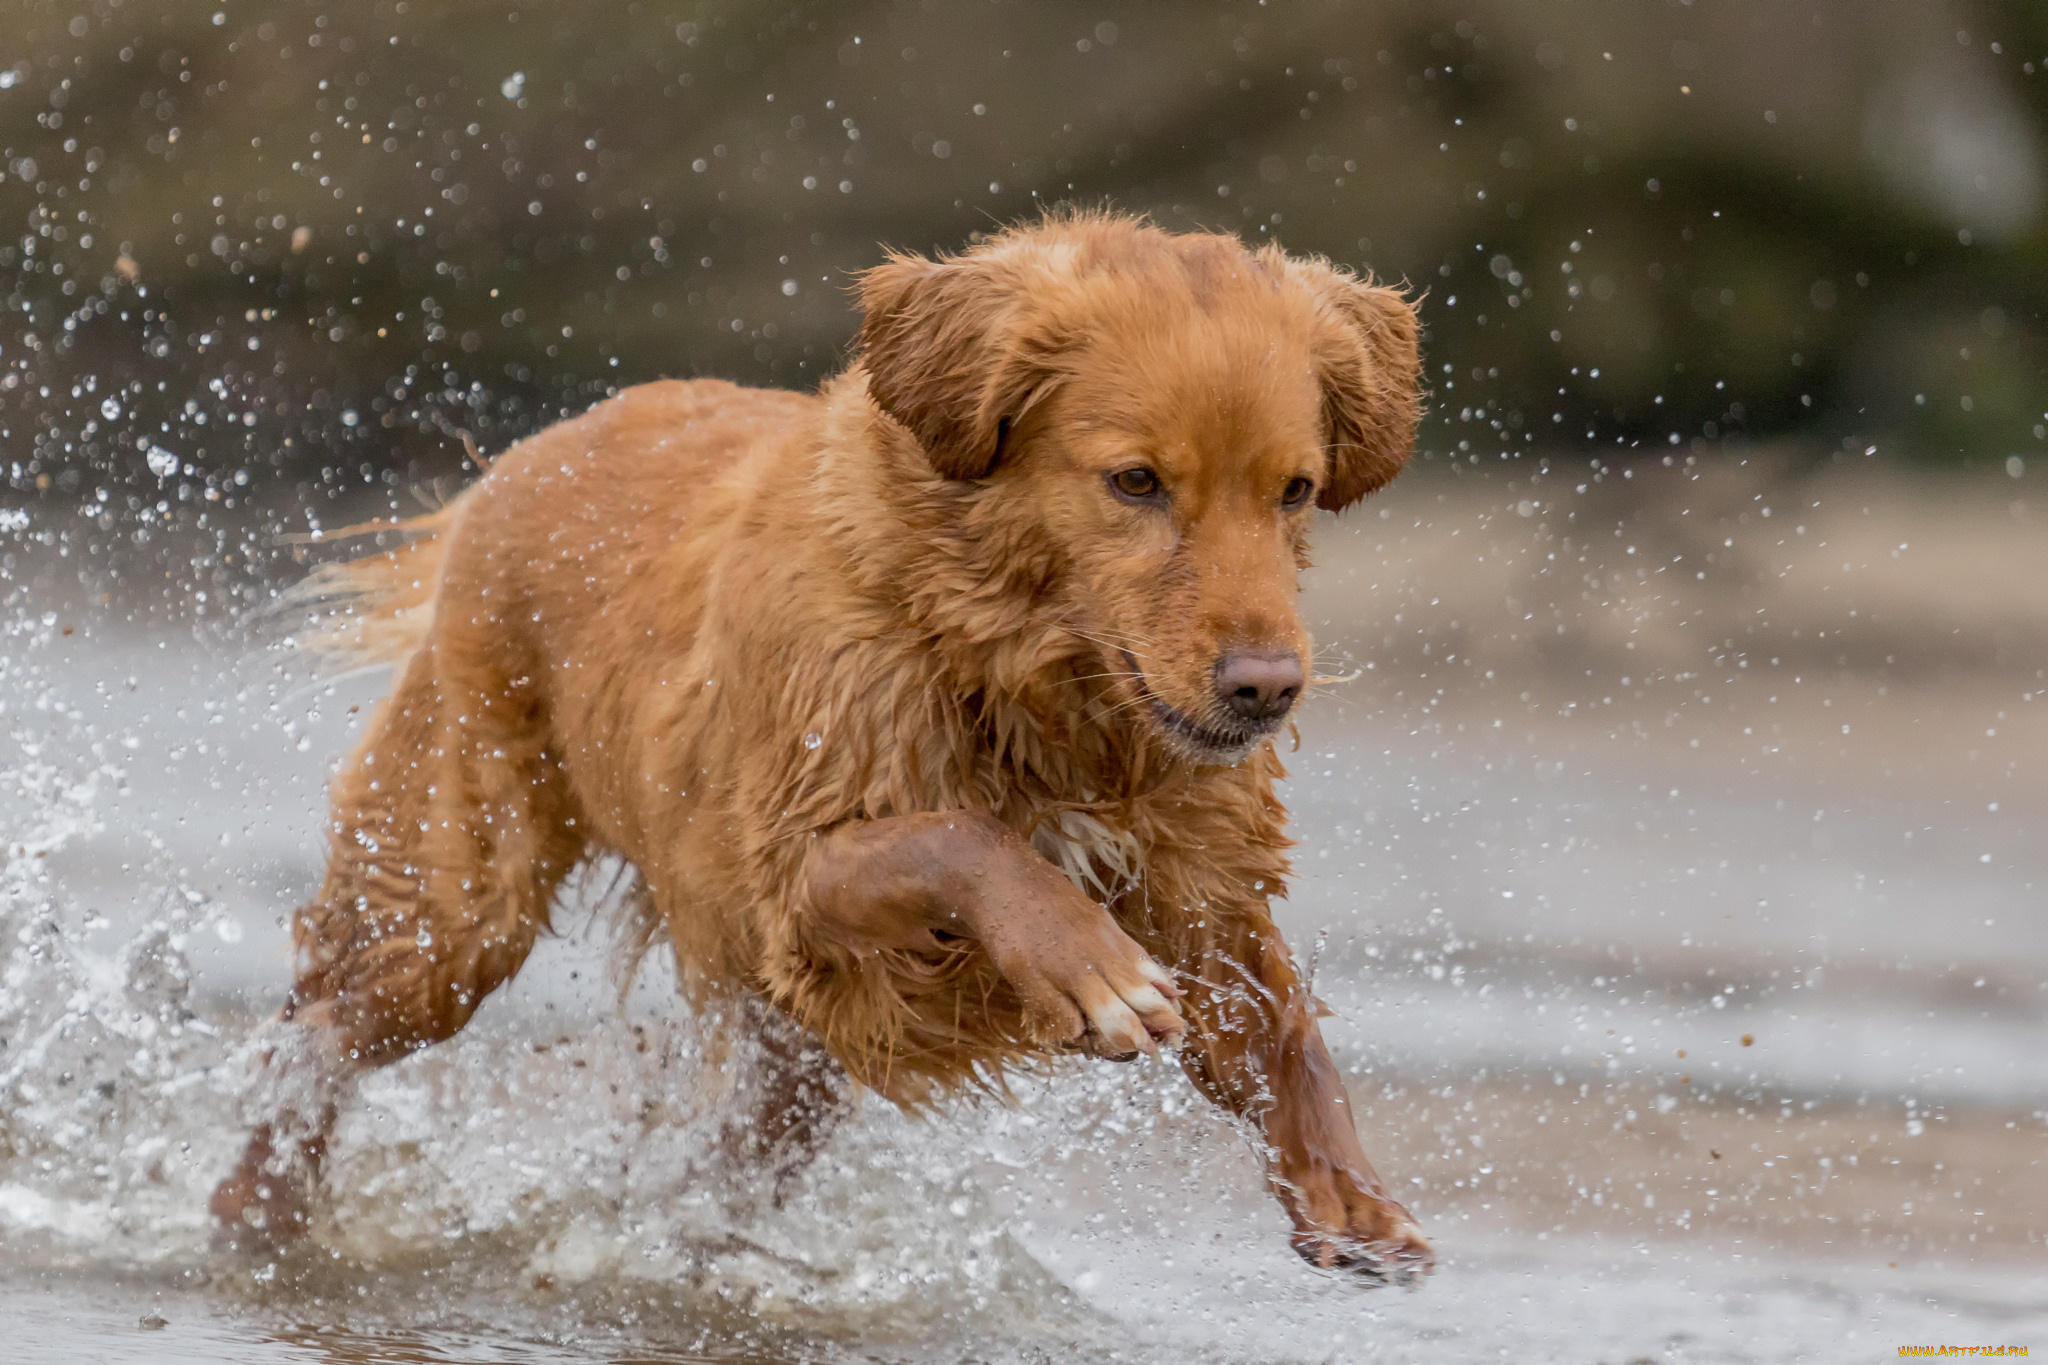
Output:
[1030, 806, 1143, 903]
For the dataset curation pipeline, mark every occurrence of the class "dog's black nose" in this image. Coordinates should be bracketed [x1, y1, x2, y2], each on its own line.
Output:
[1215, 651, 1304, 723]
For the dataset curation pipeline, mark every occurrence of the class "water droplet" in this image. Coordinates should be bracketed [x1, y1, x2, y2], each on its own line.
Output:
[803, 732, 822, 750]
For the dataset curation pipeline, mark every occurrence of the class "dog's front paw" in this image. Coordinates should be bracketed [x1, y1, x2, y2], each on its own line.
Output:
[1283, 1162, 1434, 1285]
[994, 912, 1184, 1060]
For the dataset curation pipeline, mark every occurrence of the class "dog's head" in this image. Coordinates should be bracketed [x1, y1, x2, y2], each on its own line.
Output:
[858, 214, 1421, 765]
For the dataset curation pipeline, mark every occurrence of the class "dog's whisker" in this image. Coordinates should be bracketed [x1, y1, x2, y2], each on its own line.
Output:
[1054, 671, 1148, 687]
[1068, 636, 1155, 663]
[1091, 693, 1154, 722]
[1050, 621, 1157, 657]
[1067, 619, 1158, 647]
[1302, 689, 1361, 717]
[1097, 692, 1176, 724]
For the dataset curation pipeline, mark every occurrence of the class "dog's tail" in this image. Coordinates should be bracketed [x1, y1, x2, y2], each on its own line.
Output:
[278, 505, 456, 672]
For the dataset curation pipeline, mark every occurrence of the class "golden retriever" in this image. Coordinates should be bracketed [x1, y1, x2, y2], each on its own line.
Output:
[212, 210, 1432, 1281]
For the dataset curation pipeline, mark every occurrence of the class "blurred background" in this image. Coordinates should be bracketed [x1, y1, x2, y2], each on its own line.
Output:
[3, 0, 2047, 519]
[2, 3, 2047, 1362]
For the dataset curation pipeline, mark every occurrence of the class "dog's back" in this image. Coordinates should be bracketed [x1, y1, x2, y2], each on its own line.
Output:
[296, 377, 806, 674]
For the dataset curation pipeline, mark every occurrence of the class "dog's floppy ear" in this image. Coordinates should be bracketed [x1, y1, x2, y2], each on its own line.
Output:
[1287, 257, 1424, 511]
[856, 250, 1044, 480]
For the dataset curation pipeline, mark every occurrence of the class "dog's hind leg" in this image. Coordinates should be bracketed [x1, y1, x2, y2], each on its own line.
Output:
[212, 639, 581, 1249]
[719, 994, 853, 1200]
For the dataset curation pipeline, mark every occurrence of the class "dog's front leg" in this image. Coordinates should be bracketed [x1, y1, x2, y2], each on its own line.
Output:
[1176, 917, 1433, 1282]
[797, 810, 1184, 1058]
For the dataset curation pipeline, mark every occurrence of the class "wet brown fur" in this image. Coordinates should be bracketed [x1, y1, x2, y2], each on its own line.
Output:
[216, 211, 1432, 1276]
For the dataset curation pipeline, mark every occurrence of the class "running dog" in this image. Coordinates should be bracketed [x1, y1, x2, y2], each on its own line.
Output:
[213, 210, 1432, 1281]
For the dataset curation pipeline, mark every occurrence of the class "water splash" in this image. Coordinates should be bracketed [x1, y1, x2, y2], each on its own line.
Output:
[0, 751, 239, 1253]
[0, 736, 1222, 1354]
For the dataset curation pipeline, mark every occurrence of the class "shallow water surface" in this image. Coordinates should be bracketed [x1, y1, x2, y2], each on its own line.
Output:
[4, 464, 2045, 1361]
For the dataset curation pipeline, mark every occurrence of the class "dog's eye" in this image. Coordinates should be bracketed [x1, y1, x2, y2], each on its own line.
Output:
[1281, 476, 1316, 508]
[1108, 467, 1164, 503]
